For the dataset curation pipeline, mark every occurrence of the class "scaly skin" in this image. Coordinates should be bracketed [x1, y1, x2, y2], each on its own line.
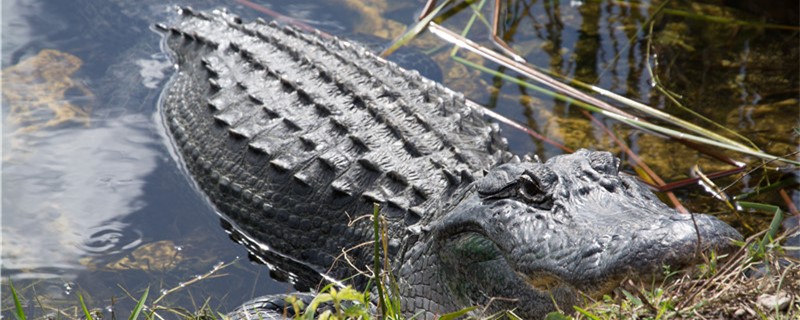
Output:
[158, 8, 742, 319]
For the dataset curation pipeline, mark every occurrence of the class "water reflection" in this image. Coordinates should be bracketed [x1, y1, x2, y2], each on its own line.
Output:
[3, 115, 158, 279]
[2, 0, 344, 315]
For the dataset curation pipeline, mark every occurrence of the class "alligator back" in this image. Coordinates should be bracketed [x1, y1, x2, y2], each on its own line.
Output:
[159, 8, 506, 279]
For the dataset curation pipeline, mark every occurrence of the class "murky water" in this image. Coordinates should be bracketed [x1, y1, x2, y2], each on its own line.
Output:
[2, 0, 797, 318]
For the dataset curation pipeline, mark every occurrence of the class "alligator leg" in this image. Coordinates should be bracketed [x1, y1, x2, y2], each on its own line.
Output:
[418, 0, 527, 62]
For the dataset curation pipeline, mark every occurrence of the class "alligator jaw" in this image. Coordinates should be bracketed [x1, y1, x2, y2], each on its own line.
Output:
[510, 211, 741, 299]
[532, 208, 742, 297]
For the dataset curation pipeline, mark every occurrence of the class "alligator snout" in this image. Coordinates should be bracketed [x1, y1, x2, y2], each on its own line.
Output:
[425, 149, 742, 319]
[565, 210, 742, 297]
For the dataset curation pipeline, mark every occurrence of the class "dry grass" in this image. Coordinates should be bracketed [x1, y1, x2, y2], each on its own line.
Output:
[570, 232, 799, 320]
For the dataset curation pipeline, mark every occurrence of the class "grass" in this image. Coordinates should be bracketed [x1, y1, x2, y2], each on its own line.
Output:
[562, 235, 799, 319]
[6, 245, 796, 320]
[6, 200, 797, 320]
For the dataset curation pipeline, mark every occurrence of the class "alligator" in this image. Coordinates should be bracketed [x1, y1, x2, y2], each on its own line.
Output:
[157, 8, 743, 319]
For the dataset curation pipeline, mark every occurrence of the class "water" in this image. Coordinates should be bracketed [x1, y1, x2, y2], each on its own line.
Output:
[2, 0, 797, 318]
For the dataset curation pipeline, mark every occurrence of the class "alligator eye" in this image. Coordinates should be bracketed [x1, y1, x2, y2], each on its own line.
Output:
[518, 175, 552, 207]
[477, 169, 518, 199]
[518, 175, 542, 198]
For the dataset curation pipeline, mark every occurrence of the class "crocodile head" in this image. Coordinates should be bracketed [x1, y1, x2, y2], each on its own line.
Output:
[399, 149, 742, 319]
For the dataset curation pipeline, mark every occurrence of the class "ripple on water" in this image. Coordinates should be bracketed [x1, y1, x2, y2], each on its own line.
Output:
[80, 223, 144, 255]
[2, 114, 159, 281]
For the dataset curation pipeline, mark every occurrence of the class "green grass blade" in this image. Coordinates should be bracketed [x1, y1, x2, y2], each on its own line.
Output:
[372, 202, 387, 318]
[737, 201, 784, 251]
[438, 306, 477, 320]
[543, 312, 571, 320]
[8, 279, 27, 320]
[129, 287, 149, 320]
[78, 292, 94, 320]
[733, 178, 798, 201]
[573, 306, 602, 320]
